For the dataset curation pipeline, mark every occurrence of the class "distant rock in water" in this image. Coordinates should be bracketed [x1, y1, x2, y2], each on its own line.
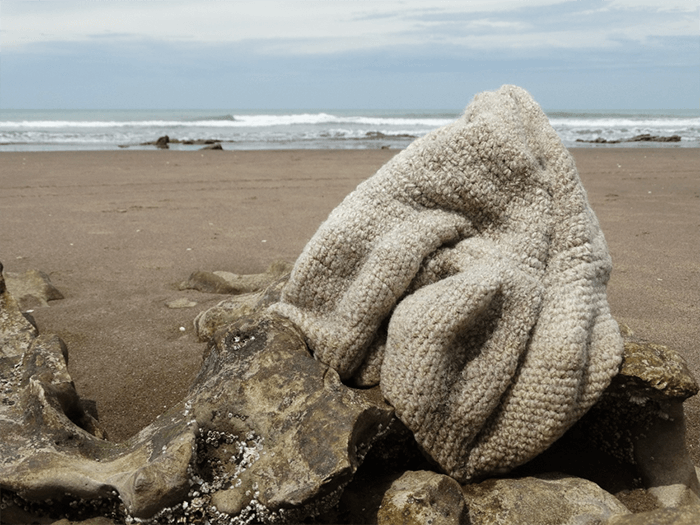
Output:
[365, 131, 417, 140]
[577, 134, 682, 144]
[136, 136, 230, 149]
[206, 114, 235, 121]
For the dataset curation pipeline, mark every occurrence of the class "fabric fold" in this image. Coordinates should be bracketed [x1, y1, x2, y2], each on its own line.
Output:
[269, 85, 623, 481]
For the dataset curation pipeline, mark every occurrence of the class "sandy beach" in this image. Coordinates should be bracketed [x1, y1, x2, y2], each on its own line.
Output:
[2, 147, 699, 464]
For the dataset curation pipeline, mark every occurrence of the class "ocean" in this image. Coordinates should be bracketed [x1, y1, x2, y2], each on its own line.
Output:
[0, 108, 698, 152]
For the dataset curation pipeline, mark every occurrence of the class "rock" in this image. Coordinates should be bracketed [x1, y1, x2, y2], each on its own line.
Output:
[614, 341, 698, 401]
[461, 473, 631, 525]
[270, 84, 624, 482]
[194, 273, 288, 342]
[200, 143, 223, 150]
[180, 260, 293, 295]
[606, 505, 700, 525]
[575, 134, 682, 144]
[4, 268, 64, 310]
[376, 470, 468, 525]
[318, 418, 435, 524]
[576, 137, 616, 143]
[45, 517, 120, 525]
[578, 339, 700, 508]
[0, 263, 394, 523]
[155, 135, 169, 149]
[0, 263, 39, 356]
[164, 297, 198, 309]
[627, 134, 681, 143]
[190, 314, 393, 520]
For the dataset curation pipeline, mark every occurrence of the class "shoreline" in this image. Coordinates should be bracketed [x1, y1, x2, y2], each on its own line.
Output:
[2, 147, 699, 462]
[2, 139, 699, 152]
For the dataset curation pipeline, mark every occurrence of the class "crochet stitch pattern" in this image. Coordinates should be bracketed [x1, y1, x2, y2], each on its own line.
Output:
[270, 85, 624, 482]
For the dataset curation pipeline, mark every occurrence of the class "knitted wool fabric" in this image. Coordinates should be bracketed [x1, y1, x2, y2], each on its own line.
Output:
[269, 85, 623, 482]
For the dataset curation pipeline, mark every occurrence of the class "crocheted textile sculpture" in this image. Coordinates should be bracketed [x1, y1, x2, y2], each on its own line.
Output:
[269, 85, 623, 482]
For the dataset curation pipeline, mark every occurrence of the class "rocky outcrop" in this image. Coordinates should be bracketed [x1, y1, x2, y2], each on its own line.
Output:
[0, 265, 393, 523]
[0, 263, 39, 355]
[2, 259, 700, 523]
[136, 137, 230, 149]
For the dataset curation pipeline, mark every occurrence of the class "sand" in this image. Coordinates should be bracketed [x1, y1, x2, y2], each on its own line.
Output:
[2, 147, 699, 462]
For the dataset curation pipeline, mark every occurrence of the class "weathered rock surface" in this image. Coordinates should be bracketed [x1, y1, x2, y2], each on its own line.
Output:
[4, 267, 64, 310]
[0, 263, 39, 355]
[461, 473, 631, 525]
[607, 505, 700, 525]
[614, 340, 699, 401]
[180, 260, 292, 295]
[0, 265, 394, 523]
[194, 273, 287, 342]
[376, 470, 468, 525]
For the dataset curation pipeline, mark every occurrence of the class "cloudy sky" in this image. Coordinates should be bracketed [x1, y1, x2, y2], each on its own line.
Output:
[1, 0, 697, 110]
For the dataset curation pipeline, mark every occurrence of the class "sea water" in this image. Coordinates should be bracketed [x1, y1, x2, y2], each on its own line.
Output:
[0, 108, 698, 152]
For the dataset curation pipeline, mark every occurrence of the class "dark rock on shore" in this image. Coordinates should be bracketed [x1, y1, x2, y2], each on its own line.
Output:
[582, 333, 700, 508]
[200, 143, 223, 150]
[577, 134, 682, 144]
[365, 131, 417, 140]
[136, 137, 229, 149]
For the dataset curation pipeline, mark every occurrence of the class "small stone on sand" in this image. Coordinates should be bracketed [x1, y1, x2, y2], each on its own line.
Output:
[166, 298, 198, 309]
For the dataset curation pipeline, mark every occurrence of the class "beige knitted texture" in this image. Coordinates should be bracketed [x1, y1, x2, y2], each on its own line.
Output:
[269, 85, 623, 482]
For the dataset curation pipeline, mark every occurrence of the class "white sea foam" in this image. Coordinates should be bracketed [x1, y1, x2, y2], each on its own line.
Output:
[0, 109, 698, 151]
[0, 113, 454, 129]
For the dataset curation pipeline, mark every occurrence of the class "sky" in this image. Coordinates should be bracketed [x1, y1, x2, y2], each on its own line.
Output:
[0, 0, 698, 110]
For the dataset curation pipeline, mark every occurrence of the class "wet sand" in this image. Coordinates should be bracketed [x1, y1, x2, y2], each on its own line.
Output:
[1, 147, 698, 462]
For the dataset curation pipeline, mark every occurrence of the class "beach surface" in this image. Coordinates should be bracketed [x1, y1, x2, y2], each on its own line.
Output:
[2, 148, 699, 463]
